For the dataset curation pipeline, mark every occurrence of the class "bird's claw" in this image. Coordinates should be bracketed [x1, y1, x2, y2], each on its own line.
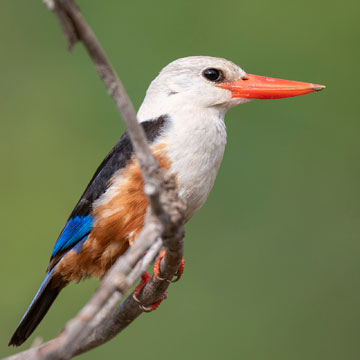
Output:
[133, 272, 168, 312]
[153, 249, 185, 283]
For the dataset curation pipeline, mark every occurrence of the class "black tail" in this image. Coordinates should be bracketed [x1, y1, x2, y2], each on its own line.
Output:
[9, 271, 63, 347]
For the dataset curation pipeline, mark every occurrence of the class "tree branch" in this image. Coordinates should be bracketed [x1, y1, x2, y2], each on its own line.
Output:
[44, 0, 158, 175]
[4, 1, 185, 359]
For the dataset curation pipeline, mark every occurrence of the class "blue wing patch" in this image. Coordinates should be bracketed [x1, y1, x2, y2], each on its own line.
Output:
[51, 215, 93, 258]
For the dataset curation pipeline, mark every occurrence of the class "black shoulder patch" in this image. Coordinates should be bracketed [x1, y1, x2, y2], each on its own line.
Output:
[70, 115, 169, 217]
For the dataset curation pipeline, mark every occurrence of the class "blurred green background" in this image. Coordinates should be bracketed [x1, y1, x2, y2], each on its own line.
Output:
[1, 0, 359, 359]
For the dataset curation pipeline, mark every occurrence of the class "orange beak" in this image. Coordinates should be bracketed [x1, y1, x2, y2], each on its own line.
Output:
[217, 74, 325, 99]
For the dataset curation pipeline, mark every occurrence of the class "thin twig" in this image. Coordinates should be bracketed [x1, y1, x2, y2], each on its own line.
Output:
[47, 0, 158, 175]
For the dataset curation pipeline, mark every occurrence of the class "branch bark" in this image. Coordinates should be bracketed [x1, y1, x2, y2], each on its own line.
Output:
[4, 1, 185, 359]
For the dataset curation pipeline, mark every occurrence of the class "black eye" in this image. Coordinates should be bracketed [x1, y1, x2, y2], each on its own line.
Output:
[202, 68, 223, 82]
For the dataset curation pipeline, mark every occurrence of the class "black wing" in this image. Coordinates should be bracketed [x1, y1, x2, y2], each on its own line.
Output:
[48, 115, 169, 266]
[70, 115, 169, 217]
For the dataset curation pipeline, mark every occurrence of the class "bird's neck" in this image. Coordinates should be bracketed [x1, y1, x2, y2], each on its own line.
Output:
[140, 105, 227, 219]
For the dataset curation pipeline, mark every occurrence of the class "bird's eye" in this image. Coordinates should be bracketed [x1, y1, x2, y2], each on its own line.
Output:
[202, 68, 223, 82]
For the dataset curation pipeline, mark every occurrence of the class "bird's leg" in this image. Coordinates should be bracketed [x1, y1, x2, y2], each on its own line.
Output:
[153, 249, 185, 282]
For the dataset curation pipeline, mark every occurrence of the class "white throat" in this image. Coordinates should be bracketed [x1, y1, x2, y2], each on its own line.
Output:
[138, 103, 227, 220]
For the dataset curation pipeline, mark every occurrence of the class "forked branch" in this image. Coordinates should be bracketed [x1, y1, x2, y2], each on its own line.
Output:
[4, 1, 185, 359]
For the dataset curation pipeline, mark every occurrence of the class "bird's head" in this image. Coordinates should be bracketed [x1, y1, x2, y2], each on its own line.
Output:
[137, 56, 325, 121]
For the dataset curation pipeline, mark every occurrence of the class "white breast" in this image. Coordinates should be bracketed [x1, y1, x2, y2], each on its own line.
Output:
[160, 107, 227, 220]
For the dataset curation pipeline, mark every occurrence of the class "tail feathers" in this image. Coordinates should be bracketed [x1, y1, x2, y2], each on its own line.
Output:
[9, 270, 63, 347]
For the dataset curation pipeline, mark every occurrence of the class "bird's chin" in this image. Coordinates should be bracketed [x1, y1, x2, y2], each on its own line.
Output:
[211, 96, 251, 110]
[227, 97, 252, 108]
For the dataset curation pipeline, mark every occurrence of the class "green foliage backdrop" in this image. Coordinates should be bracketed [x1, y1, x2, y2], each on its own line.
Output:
[1, 0, 359, 359]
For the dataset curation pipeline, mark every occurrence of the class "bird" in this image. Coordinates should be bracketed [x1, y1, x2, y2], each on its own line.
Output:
[9, 56, 325, 346]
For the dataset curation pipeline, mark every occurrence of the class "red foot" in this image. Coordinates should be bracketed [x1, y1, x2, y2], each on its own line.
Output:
[133, 250, 185, 312]
[133, 272, 168, 312]
[153, 249, 185, 282]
